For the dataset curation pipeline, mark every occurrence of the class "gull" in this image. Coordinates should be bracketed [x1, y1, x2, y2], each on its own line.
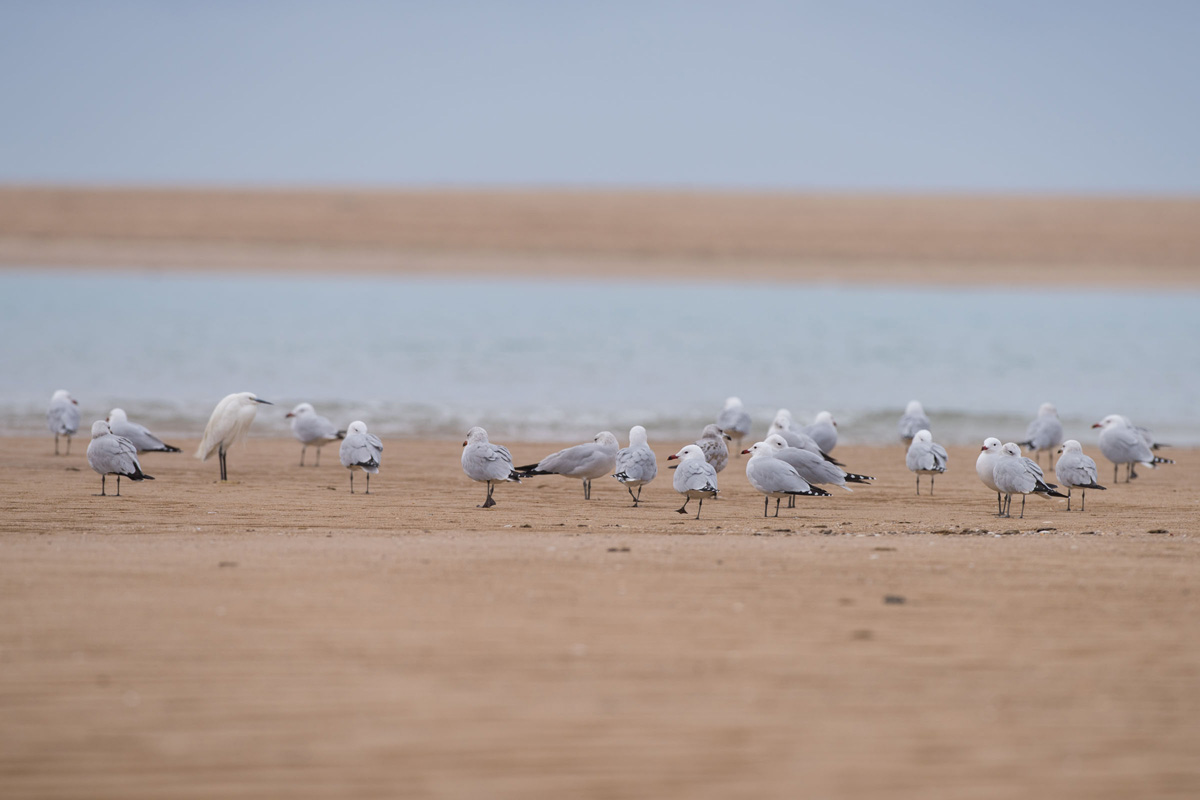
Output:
[802, 411, 838, 454]
[1054, 440, 1106, 511]
[757, 433, 872, 506]
[107, 408, 181, 453]
[462, 426, 521, 508]
[516, 431, 619, 500]
[898, 400, 931, 444]
[196, 392, 273, 482]
[86, 420, 154, 496]
[976, 437, 1005, 515]
[769, 411, 843, 465]
[694, 423, 730, 473]
[905, 429, 948, 495]
[716, 397, 753, 454]
[744, 440, 830, 518]
[1017, 403, 1064, 466]
[612, 425, 657, 506]
[340, 420, 382, 494]
[994, 442, 1066, 518]
[1092, 414, 1174, 483]
[285, 402, 344, 466]
[668, 444, 718, 519]
[47, 389, 80, 455]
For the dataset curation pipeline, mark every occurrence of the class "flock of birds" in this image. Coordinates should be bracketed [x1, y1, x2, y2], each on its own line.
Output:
[48, 391, 1176, 519]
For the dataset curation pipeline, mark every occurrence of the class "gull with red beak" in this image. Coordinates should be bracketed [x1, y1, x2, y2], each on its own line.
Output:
[744, 440, 830, 518]
[285, 402, 344, 466]
[1092, 414, 1174, 483]
[668, 444, 718, 519]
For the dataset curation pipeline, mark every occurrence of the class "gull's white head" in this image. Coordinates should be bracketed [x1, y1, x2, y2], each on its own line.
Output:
[981, 437, 1002, 453]
[346, 420, 369, 436]
[815, 410, 835, 426]
[672, 444, 705, 461]
[1001, 442, 1022, 458]
[594, 431, 619, 448]
[1038, 402, 1058, 417]
[90, 420, 111, 438]
[1092, 414, 1124, 430]
[905, 400, 924, 416]
[107, 408, 128, 424]
[724, 396, 744, 409]
[744, 441, 775, 458]
[628, 425, 648, 447]
[699, 423, 727, 441]
[464, 426, 488, 446]
[763, 433, 788, 452]
[1059, 439, 1083, 454]
[52, 389, 75, 403]
[913, 429, 933, 444]
[286, 402, 315, 419]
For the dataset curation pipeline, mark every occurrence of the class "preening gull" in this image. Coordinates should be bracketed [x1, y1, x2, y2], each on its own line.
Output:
[286, 402, 344, 466]
[1054, 440, 1106, 511]
[516, 432, 619, 500]
[47, 389, 80, 455]
[716, 397, 753, 454]
[340, 420, 383, 494]
[462, 426, 521, 508]
[668, 444, 718, 519]
[108, 408, 181, 453]
[612, 425, 657, 506]
[905, 429, 948, 496]
[744, 440, 830, 518]
[993, 442, 1066, 518]
[86, 420, 153, 496]
[196, 392, 273, 482]
[1092, 414, 1173, 483]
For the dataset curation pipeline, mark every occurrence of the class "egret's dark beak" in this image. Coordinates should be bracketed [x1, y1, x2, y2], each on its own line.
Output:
[255, 398, 273, 405]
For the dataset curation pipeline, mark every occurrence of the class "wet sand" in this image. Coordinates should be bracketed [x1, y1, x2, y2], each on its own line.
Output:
[2, 435, 1197, 798]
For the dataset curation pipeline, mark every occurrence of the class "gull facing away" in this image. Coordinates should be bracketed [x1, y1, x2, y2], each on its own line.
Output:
[107, 408, 181, 453]
[993, 442, 1066, 519]
[1017, 403, 1064, 466]
[1092, 414, 1174, 483]
[669, 444, 718, 519]
[769, 411, 843, 466]
[716, 397, 753, 454]
[802, 411, 838, 454]
[86, 420, 154, 496]
[286, 402, 344, 467]
[1054, 440, 1106, 511]
[462, 426, 521, 508]
[976, 437, 1005, 515]
[905, 429, 948, 496]
[694, 423, 730, 473]
[898, 400, 931, 444]
[744, 440, 831, 518]
[47, 389, 80, 455]
[758, 434, 872, 506]
[612, 425, 657, 506]
[516, 432, 619, 500]
[340, 421, 382, 494]
[196, 392, 273, 482]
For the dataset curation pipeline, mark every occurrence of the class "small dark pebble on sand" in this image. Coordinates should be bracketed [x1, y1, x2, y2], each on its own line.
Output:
[607, 547, 631, 553]
[1148, 528, 1169, 534]
[884, 595, 906, 605]
[218, 561, 237, 568]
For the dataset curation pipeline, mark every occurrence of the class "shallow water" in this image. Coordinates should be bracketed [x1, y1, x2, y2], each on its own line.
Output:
[3, 269, 1198, 444]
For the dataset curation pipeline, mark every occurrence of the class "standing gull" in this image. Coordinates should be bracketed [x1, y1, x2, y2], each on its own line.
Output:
[516, 432, 619, 500]
[461, 426, 521, 508]
[340, 421, 383, 494]
[612, 425, 658, 506]
[1017, 403, 1064, 466]
[286, 402, 344, 466]
[1054, 440, 1106, 511]
[1092, 414, 1174, 483]
[716, 397, 753, 454]
[769, 411, 842, 465]
[107, 408, 181, 453]
[86, 420, 154, 496]
[757, 433, 872, 506]
[668, 444, 718, 519]
[802, 411, 838, 454]
[694, 424, 730, 473]
[47, 389, 80, 455]
[744, 440, 830, 518]
[196, 392, 273, 482]
[898, 400, 931, 444]
[976, 437, 1005, 515]
[993, 442, 1066, 518]
[905, 429, 948, 496]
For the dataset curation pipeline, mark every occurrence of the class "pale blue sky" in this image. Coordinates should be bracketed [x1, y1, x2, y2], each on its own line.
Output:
[2, 1, 1197, 192]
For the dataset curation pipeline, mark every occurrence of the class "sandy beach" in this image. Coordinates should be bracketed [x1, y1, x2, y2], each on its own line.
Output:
[2, 434, 1197, 798]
